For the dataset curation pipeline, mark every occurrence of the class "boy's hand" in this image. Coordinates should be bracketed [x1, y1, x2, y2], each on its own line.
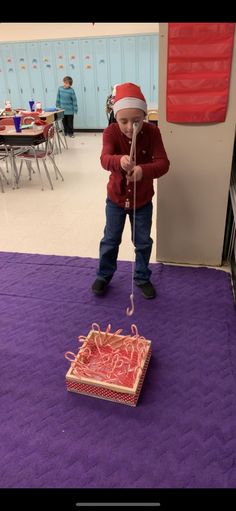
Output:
[120, 155, 135, 173]
[126, 166, 143, 182]
[126, 165, 143, 183]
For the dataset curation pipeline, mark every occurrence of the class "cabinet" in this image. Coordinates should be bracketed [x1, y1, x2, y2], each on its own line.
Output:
[26, 42, 45, 105]
[12, 42, 33, 108]
[39, 41, 57, 108]
[0, 43, 21, 107]
[0, 33, 159, 128]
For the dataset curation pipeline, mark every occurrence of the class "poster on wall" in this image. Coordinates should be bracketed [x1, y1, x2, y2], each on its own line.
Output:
[166, 23, 235, 123]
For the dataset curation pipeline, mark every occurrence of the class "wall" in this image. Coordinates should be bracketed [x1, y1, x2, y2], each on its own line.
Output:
[0, 23, 159, 42]
[156, 23, 236, 266]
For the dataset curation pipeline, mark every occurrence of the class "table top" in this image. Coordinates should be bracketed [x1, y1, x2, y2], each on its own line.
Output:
[0, 126, 44, 136]
[0, 109, 64, 120]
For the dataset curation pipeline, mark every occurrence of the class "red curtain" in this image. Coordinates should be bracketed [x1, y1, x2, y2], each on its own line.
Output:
[166, 23, 235, 123]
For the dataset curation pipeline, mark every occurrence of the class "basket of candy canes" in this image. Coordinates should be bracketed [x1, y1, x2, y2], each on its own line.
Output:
[65, 323, 151, 406]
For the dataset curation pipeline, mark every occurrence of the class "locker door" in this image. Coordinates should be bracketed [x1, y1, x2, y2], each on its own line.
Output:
[150, 34, 159, 105]
[0, 49, 8, 107]
[1, 43, 21, 107]
[108, 37, 122, 92]
[27, 42, 45, 105]
[53, 40, 68, 85]
[64, 39, 85, 129]
[39, 41, 57, 108]
[93, 38, 110, 128]
[80, 39, 98, 128]
[136, 35, 152, 104]
[122, 36, 137, 84]
[13, 43, 33, 109]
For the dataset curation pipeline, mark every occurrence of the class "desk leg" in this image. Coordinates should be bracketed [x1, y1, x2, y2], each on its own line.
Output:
[55, 120, 68, 150]
[9, 149, 19, 189]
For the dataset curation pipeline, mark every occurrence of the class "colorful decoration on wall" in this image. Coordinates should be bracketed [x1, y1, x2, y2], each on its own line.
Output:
[70, 55, 75, 60]
[70, 64, 75, 69]
[85, 64, 92, 69]
[85, 55, 90, 59]
[99, 59, 105, 64]
[20, 65, 26, 69]
[43, 57, 48, 62]
[33, 65, 37, 69]
[19, 58, 25, 62]
[167, 22, 235, 123]
[8, 68, 13, 72]
[58, 55, 63, 59]
[46, 64, 51, 68]
[59, 64, 64, 69]
[32, 58, 37, 63]
[7, 58, 12, 62]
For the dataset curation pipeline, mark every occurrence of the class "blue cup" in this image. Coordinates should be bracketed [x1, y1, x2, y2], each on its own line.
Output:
[29, 100, 35, 112]
[13, 115, 22, 132]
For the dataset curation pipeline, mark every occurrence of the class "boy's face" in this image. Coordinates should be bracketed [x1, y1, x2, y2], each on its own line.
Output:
[63, 81, 70, 88]
[116, 108, 145, 139]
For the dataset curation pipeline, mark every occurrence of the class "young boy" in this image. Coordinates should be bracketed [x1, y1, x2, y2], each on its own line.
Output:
[56, 76, 78, 137]
[92, 82, 170, 299]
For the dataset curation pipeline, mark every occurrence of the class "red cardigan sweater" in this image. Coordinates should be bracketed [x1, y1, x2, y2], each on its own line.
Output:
[100, 121, 170, 209]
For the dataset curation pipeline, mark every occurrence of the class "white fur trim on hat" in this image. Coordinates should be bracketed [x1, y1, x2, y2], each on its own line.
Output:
[113, 97, 147, 116]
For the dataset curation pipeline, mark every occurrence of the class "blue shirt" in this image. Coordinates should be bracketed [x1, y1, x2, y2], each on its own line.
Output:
[56, 86, 78, 115]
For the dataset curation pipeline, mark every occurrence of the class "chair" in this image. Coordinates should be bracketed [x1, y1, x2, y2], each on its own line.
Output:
[15, 124, 64, 191]
[0, 145, 10, 192]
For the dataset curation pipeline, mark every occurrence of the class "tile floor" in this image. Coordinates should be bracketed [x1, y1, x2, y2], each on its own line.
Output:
[0, 132, 230, 273]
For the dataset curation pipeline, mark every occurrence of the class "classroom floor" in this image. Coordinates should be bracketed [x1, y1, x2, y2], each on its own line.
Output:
[0, 132, 156, 262]
[0, 131, 231, 274]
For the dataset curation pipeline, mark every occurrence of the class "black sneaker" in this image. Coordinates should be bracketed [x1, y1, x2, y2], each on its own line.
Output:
[92, 278, 108, 296]
[136, 281, 156, 299]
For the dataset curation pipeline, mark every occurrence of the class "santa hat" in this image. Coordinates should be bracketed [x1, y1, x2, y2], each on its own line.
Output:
[113, 83, 147, 117]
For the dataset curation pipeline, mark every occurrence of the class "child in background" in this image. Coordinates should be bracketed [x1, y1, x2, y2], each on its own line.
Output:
[56, 76, 78, 137]
[92, 82, 170, 299]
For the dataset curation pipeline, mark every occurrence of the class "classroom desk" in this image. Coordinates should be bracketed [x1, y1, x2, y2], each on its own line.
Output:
[0, 109, 64, 124]
[0, 125, 45, 188]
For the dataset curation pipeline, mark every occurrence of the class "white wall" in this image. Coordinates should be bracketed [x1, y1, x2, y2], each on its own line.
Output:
[156, 23, 236, 266]
[0, 23, 159, 42]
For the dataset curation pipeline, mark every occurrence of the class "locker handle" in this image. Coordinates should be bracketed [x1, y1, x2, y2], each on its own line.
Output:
[97, 86, 99, 92]
[21, 88, 23, 94]
[8, 89, 11, 94]
[32, 88, 35, 94]
[153, 84, 156, 90]
[45, 87, 48, 93]
[84, 86, 86, 92]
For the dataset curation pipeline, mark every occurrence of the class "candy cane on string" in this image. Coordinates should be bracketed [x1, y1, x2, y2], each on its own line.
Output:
[126, 122, 139, 317]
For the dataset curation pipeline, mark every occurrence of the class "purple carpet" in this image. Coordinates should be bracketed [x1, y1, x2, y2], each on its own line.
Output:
[0, 251, 236, 488]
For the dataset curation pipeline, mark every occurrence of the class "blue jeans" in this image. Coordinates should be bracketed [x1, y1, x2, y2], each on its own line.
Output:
[97, 198, 153, 284]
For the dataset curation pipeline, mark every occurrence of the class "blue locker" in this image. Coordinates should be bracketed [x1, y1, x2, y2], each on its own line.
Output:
[136, 35, 152, 104]
[64, 39, 85, 129]
[39, 41, 57, 108]
[122, 37, 137, 84]
[150, 35, 159, 105]
[53, 40, 68, 86]
[80, 39, 98, 128]
[93, 38, 110, 128]
[26, 42, 45, 106]
[0, 48, 8, 107]
[108, 37, 122, 92]
[1, 43, 21, 107]
[12, 43, 33, 109]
